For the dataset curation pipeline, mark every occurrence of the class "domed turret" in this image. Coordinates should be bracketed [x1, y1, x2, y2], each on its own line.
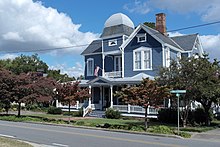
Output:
[101, 13, 134, 38]
[104, 13, 134, 29]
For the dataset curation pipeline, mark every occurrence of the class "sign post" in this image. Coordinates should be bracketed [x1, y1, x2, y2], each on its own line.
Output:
[170, 90, 186, 135]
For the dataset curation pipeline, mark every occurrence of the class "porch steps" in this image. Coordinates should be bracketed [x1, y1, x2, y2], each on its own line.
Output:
[88, 110, 105, 118]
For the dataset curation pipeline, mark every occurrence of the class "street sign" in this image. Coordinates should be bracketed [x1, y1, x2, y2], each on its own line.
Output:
[170, 90, 186, 94]
[170, 89, 186, 135]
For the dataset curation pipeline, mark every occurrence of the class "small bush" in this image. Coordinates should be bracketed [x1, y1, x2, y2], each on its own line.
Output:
[47, 107, 62, 115]
[177, 132, 191, 138]
[158, 108, 178, 124]
[105, 108, 121, 119]
[194, 108, 206, 125]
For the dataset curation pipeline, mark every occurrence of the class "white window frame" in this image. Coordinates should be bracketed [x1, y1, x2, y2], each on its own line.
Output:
[165, 47, 170, 67]
[87, 58, 94, 76]
[133, 47, 152, 71]
[108, 39, 117, 46]
[137, 33, 147, 43]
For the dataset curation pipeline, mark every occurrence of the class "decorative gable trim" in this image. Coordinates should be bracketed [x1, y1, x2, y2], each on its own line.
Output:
[120, 24, 183, 53]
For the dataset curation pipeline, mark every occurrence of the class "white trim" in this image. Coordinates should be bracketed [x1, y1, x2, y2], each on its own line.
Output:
[114, 56, 122, 71]
[102, 40, 105, 77]
[165, 47, 170, 67]
[122, 50, 125, 78]
[162, 45, 165, 67]
[108, 39, 117, 46]
[137, 33, 147, 43]
[133, 46, 152, 71]
[87, 58, 94, 76]
[104, 50, 121, 55]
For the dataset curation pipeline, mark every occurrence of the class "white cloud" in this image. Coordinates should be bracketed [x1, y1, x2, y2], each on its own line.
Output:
[150, 0, 220, 22]
[123, 0, 150, 15]
[49, 62, 84, 78]
[200, 34, 220, 60]
[124, 0, 220, 22]
[0, 0, 98, 54]
[0, 54, 18, 60]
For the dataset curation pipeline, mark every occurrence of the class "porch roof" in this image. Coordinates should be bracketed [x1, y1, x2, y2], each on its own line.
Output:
[79, 73, 154, 87]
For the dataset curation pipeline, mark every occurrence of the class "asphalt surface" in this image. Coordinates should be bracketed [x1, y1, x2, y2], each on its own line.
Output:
[0, 120, 220, 147]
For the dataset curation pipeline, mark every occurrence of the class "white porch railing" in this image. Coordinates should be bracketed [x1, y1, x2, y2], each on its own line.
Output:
[57, 101, 84, 110]
[113, 105, 159, 115]
[83, 105, 91, 117]
[104, 71, 122, 78]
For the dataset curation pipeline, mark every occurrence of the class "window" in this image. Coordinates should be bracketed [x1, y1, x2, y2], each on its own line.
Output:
[87, 58, 94, 76]
[108, 39, 117, 46]
[134, 52, 141, 69]
[137, 34, 146, 43]
[133, 47, 152, 70]
[165, 47, 170, 67]
[143, 50, 151, 69]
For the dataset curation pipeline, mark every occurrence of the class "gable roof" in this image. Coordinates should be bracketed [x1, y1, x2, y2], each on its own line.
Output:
[120, 24, 183, 51]
[81, 40, 102, 55]
[171, 34, 198, 51]
[142, 25, 183, 50]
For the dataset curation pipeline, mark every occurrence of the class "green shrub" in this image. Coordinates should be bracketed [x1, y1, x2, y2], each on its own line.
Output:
[105, 108, 121, 119]
[47, 107, 62, 115]
[177, 132, 191, 138]
[148, 125, 173, 134]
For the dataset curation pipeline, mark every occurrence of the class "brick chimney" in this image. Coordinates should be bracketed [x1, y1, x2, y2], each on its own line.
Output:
[155, 13, 166, 35]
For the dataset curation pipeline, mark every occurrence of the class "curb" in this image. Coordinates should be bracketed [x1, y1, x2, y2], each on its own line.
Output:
[19, 121, 184, 139]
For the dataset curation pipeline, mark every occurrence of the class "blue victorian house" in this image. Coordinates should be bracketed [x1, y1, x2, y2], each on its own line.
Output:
[58, 13, 204, 117]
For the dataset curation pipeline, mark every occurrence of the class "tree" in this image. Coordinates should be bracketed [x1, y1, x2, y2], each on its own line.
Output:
[157, 55, 220, 126]
[56, 82, 90, 117]
[0, 68, 15, 113]
[0, 54, 48, 75]
[13, 72, 57, 117]
[115, 78, 169, 129]
[47, 69, 75, 82]
[143, 22, 156, 29]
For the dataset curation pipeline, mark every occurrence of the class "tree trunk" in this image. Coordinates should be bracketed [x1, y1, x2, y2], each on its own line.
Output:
[144, 106, 149, 130]
[204, 107, 211, 126]
[18, 102, 21, 117]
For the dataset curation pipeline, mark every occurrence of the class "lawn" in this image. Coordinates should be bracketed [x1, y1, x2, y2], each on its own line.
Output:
[0, 137, 32, 147]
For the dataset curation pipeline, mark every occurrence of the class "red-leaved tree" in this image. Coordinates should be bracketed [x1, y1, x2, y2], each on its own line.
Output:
[116, 78, 170, 129]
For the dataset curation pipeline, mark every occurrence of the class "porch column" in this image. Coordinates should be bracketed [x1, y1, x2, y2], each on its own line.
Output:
[122, 50, 124, 78]
[168, 99, 171, 108]
[99, 86, 102, 106]
[110, 85, 113, 108]
[89, 85, 92, 108]
[102, 54, 105, 77]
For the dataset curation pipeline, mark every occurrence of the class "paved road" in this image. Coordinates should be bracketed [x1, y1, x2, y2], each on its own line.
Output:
[0, 120, 220, 147]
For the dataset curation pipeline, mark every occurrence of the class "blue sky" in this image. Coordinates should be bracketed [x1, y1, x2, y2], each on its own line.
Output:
[0, 0, 220, 77]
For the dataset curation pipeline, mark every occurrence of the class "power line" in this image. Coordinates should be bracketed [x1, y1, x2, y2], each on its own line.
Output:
[0, 20, 220, 54]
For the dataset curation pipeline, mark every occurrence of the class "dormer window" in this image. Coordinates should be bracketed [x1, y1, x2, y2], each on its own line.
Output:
[108, 39, 117, 46]
[137, 34, 146, 43]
